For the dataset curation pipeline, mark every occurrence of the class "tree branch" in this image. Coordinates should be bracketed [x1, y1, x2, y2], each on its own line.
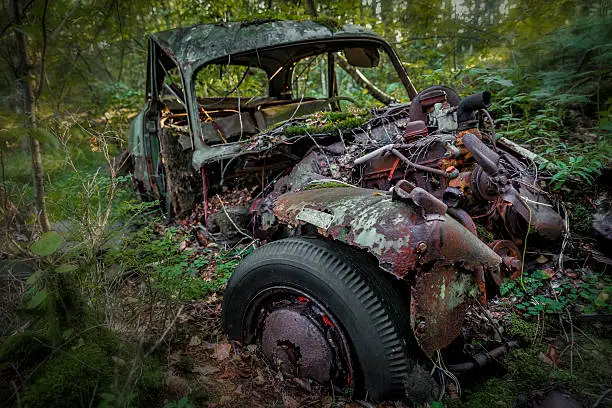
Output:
[48, 0, 80, 42]
[336, 55, 395, 105]
[0, 0, 34, 40]
[35, 0, 49, 99]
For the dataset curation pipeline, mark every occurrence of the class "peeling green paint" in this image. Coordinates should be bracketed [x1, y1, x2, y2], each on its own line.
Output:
[447, 273, 477, 309]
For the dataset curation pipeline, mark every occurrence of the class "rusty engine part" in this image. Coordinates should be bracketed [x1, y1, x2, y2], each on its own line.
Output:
[408, 85, 461, 123]
[456, 91, 492, 129]
[488, 240, 522, 285]
[355, 90, 562, 264]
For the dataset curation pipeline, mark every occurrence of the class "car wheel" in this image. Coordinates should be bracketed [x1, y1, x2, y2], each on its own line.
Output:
[222, 237, 415, 401]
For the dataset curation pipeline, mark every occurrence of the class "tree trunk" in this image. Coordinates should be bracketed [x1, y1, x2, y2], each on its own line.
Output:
[306, 0, 317, 17]
[0, 143, 25, 232]
[10, 0, 51, 232]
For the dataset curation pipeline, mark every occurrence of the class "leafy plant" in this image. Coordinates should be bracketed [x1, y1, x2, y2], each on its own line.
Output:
[164, 396, 195, 408]
[543, 155, 604, 189]
[500, 269, 611, 316]
[108, 224, 248, 301]
[30, 231, 64, 257]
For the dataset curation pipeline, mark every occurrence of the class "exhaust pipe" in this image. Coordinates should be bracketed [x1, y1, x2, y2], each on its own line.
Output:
[457, 91, 492, 129]
[446, 341, 518, 373]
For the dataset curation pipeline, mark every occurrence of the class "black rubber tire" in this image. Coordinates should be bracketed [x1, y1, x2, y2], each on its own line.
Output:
[222, 237, 414, 401]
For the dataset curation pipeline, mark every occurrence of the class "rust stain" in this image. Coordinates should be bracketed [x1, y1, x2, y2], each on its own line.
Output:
[410, 265, 477, 356]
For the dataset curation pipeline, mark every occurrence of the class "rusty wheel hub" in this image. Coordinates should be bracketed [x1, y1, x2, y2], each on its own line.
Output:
[261, 308, 333, 382]
[255, 289, 352, 388]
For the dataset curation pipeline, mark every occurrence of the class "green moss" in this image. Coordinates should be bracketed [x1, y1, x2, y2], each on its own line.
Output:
[283, 110, 369, 137]
[445, 310, 612, 407]
[569, 203, 593, 236]
[302, 181, 348, 190]
[505, 348, 552, 382]
[506, 314, 539, 342]
[446, 377, 516, 408]
[4, 327, 163, 408]
[324, 111, 351, 122]
[21, 342, 110, 408]
[0, 332, 52, 368]
[475, 224, 494, 244]
[137, 357, 165, 404]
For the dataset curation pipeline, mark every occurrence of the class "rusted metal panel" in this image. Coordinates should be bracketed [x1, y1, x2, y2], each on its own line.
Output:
[410, 265, 477, 356]
[274, 187, 501, 278]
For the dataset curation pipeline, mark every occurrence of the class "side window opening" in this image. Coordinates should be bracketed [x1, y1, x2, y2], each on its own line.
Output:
[291, 47, 409, 111]
[292, 54, 330, 100]
[336, 49, 409, 106]
[161, 67, 185, 107]
[195, 64, 270, 144]
[196, 64, 269, 102]
[157, 57, 189, 128]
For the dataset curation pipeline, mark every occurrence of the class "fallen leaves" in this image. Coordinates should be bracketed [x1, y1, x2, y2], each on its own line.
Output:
[188, 335, 202, 347]
[192, 364, 220, 376]
[214, 342, 232, 361]
[281, 393, 301, 408]
[538, 344, 560, 368]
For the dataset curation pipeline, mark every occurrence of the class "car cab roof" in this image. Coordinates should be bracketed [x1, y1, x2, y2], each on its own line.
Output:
[150, 19, 385, 74]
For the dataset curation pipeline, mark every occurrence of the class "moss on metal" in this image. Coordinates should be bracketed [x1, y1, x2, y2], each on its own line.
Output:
[283, 110, 370, 136]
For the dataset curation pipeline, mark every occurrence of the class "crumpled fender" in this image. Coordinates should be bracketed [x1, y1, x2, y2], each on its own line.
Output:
[274, 186, 501, 277]
[274, 186, 502, 355]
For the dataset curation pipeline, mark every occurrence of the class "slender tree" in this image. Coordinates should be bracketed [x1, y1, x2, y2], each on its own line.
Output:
[9, 0, 51, 232]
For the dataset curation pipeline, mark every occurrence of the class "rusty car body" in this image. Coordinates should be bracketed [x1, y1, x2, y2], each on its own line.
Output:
[129, 20, 563, 402]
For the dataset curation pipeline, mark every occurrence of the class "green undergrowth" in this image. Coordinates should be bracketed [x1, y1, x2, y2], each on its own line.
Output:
[563, 190, 598, 237]
[447, 266, 612, 407]
[107, 224, 249, 301]
[1, 125, 124, 225]
[446, 331, 612, 408]
[421, 11, 612, 191]
[500, 269, 611, 316]
[0, 327, 163, 408]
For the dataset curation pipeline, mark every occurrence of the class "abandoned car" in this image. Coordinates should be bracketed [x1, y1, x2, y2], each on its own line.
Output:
[129, 20, 564, 402]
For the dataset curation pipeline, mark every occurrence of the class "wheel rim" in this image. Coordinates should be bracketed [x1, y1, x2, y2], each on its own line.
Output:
[245, 286, 354, 391]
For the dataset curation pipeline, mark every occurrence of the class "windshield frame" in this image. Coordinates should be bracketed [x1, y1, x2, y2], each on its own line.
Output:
[177, 37, 416, 152]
